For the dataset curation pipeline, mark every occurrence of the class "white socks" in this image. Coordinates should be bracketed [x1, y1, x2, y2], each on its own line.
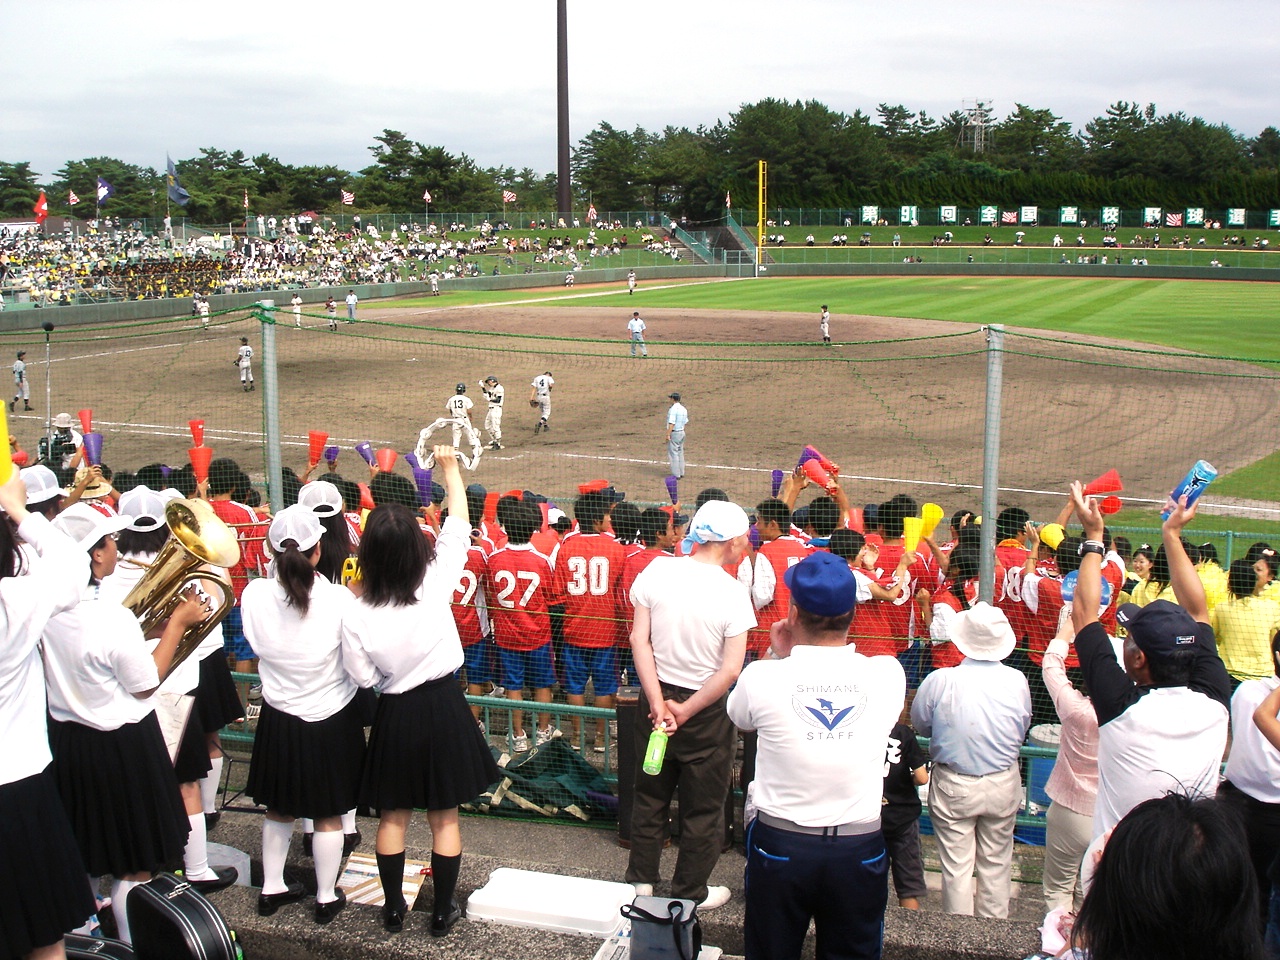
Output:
[312, 830, 344, 905]
[184, 814, 216, 882]
[261, 819, 294, 895]
[111, 878, 142, 943]
[340, 809, 356, 834]
[201, 757, 223, 814]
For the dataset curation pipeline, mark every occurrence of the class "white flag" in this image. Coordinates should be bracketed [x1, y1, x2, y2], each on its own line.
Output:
[423, 188, 432, 203]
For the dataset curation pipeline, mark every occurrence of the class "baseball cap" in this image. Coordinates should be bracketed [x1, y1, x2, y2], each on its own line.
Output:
[577, 479, 625, 502]
[1115, 600, 1200, 661]
[660, 504, 689, 526]
[268, 504, 324, 553]
[16, 351, 24, 358]
[298, 480, 343, 518]
[53, 412, 73, 429]
[784, 551, 857, 617]
[668, 392, 681, 401]
[22, 465, 67, 504]
[118, 486, 168, 531]
[52, 502, 132, 551]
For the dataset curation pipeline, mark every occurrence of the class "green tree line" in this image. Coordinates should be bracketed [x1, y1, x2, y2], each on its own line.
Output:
[3, 99, 1278, 221]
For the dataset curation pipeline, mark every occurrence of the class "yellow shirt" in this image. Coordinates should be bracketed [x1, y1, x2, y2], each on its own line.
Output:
[1262, 580, 1280, 603]
[1129, 579, 1175, 608]
[1197, 562, 1230, 615]
[1211, 596, 1280, 681]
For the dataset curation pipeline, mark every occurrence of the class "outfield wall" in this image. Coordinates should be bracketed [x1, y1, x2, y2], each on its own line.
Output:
[3, 261, 1275, 331]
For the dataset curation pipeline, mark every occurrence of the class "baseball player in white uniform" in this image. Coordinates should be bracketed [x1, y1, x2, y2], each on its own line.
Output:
[627, 312, 648, 358]
[531, 371, 554, 434]
[10, 351, 31, 412]
[819, 304, 831, 345]
[291, 293, 303, 327]
[414, 383, 484, 470]
[627, 270, 637, 295]
[480, 375, 504, 449]
[236, 337, 255, 391]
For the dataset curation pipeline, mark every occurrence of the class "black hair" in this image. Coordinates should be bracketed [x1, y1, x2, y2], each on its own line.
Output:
[207, 457, 241, 497]
[112, 470, 138, 494]
[329, 476, 360, 512]
[274, 540, 316, 614]
[359, 504, 431, 607]
[950, 508, 975, 532]
[118, 525, 169, 557]
[315, 512, 353, 584]
[947, 546, 981, 609]
[828, 528, 865, 561]
[233, 470, 254, 504]
[574, 491, 610, 531]
[279, 467, 301, 507]
[695, 487, 729, 510]
[610, 501, 642, 544]
[638, 507, 670, 547]
[1198, 542, 1218, 564]
[1271, 629, 1280, 676]
[808, 496, 841, 537]
[1057, 535, 1083, 576]
[1133, 542, 1155, 564]
[551, 514, 573, 536]
[879, 494, 917, 539]
[756, 498, 792, 531]
[1072, 794, 1263, 960]
[169, 464, 197, 498]
[1244, 542, 1273, 563]
[1228, 558, 1258, 600]
[1148, 541, 1189, 591]
[1111, 535, 1132, 563]
[0, 513, 26, 578]
[1147, 648, 1196, 687]
[995, 506, 1030, 541]
[466, 486, 488, 527]
[370, 472, 420, 508]
[498, 495, 538, 544]
[957, 522, 983, 550]
[793, 603, 855, 635]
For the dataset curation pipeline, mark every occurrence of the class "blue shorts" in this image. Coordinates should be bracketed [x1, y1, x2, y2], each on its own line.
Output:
[495, 644, 556, 691]
[462, 638, 494, 685]
[561, 645, 618, 697]
[222, 606, 256, 662]
[897, 642, 926, 689]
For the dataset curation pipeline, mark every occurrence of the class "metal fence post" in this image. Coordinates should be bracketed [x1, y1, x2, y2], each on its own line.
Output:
[980, 324, 1005, 603]
[258, 301, 284, 513]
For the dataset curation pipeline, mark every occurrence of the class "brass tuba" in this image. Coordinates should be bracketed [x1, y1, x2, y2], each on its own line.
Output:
[123, 498, 242, 682]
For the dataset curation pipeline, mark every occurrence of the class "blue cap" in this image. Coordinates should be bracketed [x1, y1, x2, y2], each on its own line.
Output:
[783, 552, 857, 617]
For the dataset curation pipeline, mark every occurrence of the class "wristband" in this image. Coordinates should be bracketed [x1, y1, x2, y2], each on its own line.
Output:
[1078, 540, 1105, 558]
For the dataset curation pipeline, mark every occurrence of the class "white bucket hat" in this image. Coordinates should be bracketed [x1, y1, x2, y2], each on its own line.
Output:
[268, 504, 323, 553]
[949, 601, 1016, 662]
[298, 481, 343, 518]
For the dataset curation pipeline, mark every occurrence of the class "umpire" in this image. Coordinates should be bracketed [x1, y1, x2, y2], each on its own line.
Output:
[728, 552, 906, 959]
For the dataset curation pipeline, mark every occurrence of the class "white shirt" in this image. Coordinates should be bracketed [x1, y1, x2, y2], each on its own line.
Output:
[532, 374, 554, 397]
[12, 359, 25, 384]
[238, 345, 253, 368]
[1225, 676, 1280, 804]
[483, 383, 504, 407]
[728, 645, 905, 827]
[911, 659, 1032, 776]
[666, 402, 688, 431]
[345, 293, 358, 306]
[290, 295, 302, 312]
[630, 555, 756, 689]
[446, 394, 473, 421]
[627, 317, 646, 335]
[0, 515, 89, 782]
[342, 515, 470, 693]
[44, 584, 161, 731]
[241, 573, 357, 722]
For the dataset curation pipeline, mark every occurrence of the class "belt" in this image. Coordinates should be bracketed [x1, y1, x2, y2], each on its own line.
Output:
[755, 810, 880, 837]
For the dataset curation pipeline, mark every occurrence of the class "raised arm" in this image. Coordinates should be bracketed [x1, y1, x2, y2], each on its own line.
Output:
[1069, 481, 1104, 630]
[1162, 495, 1208, 623]
[434, 444, 468, 527]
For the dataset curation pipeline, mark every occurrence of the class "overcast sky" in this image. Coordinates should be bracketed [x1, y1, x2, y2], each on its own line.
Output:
[6, 0, 1279, 181]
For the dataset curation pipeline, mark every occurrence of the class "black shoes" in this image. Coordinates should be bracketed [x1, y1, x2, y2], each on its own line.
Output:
[343, 831, 361, 857]
[430, 900, 462, 937]
[314, 889, 347, 924]
[188, 866, 237, 894]
[204, 811, 220, 831]
[382, 898, 408, 933]
[257, 881, 306, 916]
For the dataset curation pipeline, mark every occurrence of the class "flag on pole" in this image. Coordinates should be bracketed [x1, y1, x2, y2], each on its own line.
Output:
[33, 191, 48, 224]
[725, 191, 731, 209]
[587, 203, 597, 221]
[243, 189, 249, 209]
[68, 190, 80, 206]
[96, 177, 115, 206]
[423, 188, 432, 203]
[341, 189, 355, 205]
[502, 190, 517, 204]
[165, 155, 190, 206]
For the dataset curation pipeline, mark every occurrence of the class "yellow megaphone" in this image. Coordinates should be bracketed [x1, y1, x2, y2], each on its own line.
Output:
[921, 503, 944, 539]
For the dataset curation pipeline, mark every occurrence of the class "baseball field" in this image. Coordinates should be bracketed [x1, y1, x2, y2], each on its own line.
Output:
[7, 273, 1278, 545]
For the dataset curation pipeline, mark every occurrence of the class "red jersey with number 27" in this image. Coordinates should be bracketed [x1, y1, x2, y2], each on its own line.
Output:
[485, 543, 558, 651]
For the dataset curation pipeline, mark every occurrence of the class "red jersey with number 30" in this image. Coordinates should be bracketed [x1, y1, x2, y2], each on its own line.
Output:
[551, 532, 626, 649]
[485, 544, 558, 651]
[452, 546, 490, 647]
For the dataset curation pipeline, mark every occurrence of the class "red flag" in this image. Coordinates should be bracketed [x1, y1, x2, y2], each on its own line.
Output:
[1000, 210, 1018, 224]
[33, 191, 48, 224]
[341, 189, 355, 205]
[68, 190, 80, 206]
[502, 190, 517, 204]
[587, 204, 597, 221]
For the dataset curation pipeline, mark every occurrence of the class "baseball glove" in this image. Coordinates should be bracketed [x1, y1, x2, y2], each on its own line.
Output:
[529, 399, 540, 408]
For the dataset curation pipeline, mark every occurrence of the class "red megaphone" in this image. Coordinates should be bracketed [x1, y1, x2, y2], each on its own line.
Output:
[189, 446, 214, 484]
[1100, 496, 1123, 515]
[188, 419, 205, 447]
[357, 482, 375, 511]
[1083, 469, 1123, 497]
[374, 448, 398, 473]
[802, 458, 834, 489]
[484, 492, 500, 524]
[77, 409, 93, 435]
[307, 430, 329, 467]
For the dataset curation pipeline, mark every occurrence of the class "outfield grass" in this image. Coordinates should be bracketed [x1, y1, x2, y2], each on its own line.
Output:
[1215, 450, 1280, 500]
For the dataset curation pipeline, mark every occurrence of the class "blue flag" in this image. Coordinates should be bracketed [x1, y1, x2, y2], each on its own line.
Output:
[96, 177, 115, 206]
[166, 155, 190, 207]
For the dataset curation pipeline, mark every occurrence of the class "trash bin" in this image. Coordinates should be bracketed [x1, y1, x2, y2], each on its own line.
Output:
[1026, 723, 1061, 809]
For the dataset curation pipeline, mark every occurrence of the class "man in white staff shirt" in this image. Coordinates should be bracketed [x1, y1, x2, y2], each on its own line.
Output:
[479, 376, 504, 450]
[665, 392, 687, 479]
[345, 289, 358, 322]
[530, 370, 554, 435]
[627, 311, 648, 358]
[729, 551, 905, 960]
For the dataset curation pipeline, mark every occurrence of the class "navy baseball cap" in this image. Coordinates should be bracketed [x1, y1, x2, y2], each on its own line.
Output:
[1115, 600, 1200, 660]
[784, 552, 858, 618]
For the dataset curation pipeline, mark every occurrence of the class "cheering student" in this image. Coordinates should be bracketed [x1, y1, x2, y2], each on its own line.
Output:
[342, 445, 500, 935]
[242, 505, 365, 925]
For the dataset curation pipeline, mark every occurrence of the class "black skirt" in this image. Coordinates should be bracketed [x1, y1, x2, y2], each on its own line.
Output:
[48, 712, 190, 877]
[353, 685, 379, 726]
[246, 696, 366, 819]
[196, 651, 244, 731]
[359, 675, 501, 811]
[0, 767, 97, 957]
[173, 687, 213, 783]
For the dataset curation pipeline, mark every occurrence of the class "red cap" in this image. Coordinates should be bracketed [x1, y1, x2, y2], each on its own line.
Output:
[578, 479, 610, 495]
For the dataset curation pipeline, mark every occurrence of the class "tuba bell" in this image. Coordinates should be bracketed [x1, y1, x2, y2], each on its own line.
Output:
[122, 498, 241, 682]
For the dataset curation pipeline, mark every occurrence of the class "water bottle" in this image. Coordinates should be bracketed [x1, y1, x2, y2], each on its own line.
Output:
[642, 728, 668, 776]
[1162, 460, 1218, 520]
